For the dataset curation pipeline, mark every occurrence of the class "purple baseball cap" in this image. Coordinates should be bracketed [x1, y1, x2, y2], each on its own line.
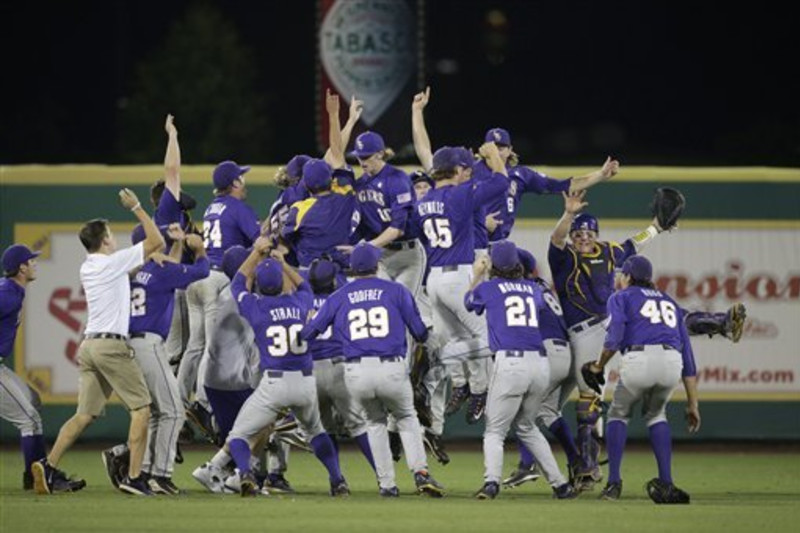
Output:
[411, 170, 434, 187]
[517, 248, 537, 275]
[309, 258, 339, 288]
[485, 127, 511, 146]
[286, 154, 312, 180]
[255, 258, 284, 293]
[490, 240, 520, 271]
[622, 255, 653, 282]
[213, 160, 251, 190]
[350, 131, 385, 158]
[303, 159, 333, 191]
[570, 213, 599, 234]
[350, 243, 382, 274]
[222, 245, 250, 280]
[2, 244, 41, 273]
[432, 146, 474, 172]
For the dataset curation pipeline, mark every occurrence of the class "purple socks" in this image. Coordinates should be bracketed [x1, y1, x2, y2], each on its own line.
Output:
[649, 421, 673, 484]
[310, 433, 344, 483]
[228, 438, 252, 474]
[354, 432, 376, 471]
[21, 435, 46, 474]
[606, 420, 628, 483]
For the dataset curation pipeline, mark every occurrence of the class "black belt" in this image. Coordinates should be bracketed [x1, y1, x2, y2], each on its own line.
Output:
[623, 344, 677, 354]
[346, 355, 403, 364]
[569, 315, 606, 334]
[130, 332, 163, 341]
[84, 333, 127, 341]
[496, 349, 544, 358]
[546, 339, 569, 347]
[386, 240, 416, 251]
[267, 368, 313, 378]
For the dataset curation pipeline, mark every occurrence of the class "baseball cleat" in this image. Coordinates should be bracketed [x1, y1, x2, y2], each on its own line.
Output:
[474, 481, 500, 500]
[414, 470, 445, 498]
[502, 462, 541, 488]
[725, 303, 747, 343]
[149, 476, 182, 495]
[445, 384, 470, 416]
[330, 478, 351, 497]
[553, 482, 579, 499]
[223, 471, 242, 494]
[599, 480, 622, 501]
[423, 431, 450, 466]
[192, 463, 226, 493]
[646, 478, 690, 504]
[101, 448, 128, 489]
[119, 475, 153, 496]
[239, 472, 258, 497]
[32, 459, 65, 495]
[379, 486, 400, 497]
[466, 392, 488, 425]
[264, 473, 295, 494]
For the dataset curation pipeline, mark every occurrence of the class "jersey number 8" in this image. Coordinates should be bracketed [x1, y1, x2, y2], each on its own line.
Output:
[265, 324, 307, 356]
[349, 307, 389, 340]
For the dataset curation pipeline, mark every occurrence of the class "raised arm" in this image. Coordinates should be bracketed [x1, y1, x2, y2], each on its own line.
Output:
[323, 89, 345, 169]
[340, 95, 364, 151]
[163, 114, 181, 200]
[411, 86, 433, 171]
[120, 188, 165, 257]
[478, 142, 507, 177]
[568, 156, 619, 193]
[551, 190, 588, 249]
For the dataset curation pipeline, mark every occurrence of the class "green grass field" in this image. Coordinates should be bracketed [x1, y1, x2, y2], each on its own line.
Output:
[2, 444, 799, 532]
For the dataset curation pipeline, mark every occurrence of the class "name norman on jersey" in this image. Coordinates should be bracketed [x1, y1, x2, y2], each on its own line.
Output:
[496, 281, 536, 295]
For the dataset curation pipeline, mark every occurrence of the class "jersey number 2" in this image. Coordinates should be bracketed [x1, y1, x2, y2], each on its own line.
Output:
[130, 287, 146, 317]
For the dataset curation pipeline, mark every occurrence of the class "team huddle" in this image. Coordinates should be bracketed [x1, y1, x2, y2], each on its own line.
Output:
[0, 89, 746, 502]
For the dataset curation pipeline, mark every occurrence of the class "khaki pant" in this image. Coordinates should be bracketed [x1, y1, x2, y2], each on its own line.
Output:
[76, 338, 151, 416]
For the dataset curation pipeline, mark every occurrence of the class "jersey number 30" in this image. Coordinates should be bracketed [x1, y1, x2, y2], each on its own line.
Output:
[266, 324, 307, 356]
[639, 299, 678, 328]
[349, 307, 389, 340]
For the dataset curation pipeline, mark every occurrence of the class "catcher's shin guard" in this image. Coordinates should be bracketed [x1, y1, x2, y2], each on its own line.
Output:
[576, 396, 603, 481]
[684, 311, 726, 338]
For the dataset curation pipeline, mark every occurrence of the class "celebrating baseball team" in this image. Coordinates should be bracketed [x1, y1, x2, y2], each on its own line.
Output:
[0, 87, 747, 503]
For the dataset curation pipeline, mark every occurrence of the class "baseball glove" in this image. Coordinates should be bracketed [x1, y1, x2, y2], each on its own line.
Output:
[580, 362, 605, 395]
[650, 187, 686, 231]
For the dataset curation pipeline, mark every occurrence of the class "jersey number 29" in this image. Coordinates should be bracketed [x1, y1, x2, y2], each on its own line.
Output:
[349, 307, 389, 340]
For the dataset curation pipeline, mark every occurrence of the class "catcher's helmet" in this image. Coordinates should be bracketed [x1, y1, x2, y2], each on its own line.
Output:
[570, 213, 599, 234]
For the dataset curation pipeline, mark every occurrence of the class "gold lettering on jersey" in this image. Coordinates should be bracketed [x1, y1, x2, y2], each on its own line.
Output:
[347, 289, 384, 304]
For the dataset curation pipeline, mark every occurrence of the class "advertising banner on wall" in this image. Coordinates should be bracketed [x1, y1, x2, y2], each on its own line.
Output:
[510, 221, 800, 400]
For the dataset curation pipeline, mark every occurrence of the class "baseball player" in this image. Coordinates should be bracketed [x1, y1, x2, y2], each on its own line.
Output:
[414, 144, 508, 425]
[302, 243, 445, 498]
[583, 255, 699, 503]
[503, 247, 582, 489]
[549, 189, 672, 490]
[101, 226, 210, 494]
[307, 257, 376, 470]
[226, 240, 349, 497]
[179, 159, 261, 440]
[465, 241, 577, 500]
[0, 245, 85, 493]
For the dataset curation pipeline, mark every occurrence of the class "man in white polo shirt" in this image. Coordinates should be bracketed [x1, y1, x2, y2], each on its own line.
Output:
[32, 188, 165, 496]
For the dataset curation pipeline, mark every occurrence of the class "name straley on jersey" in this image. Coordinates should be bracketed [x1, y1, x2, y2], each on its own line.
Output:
[347, 289, 384, 304]
[357, 189, 386, 206]
[269, 307, 301, 321]
[417, 201, 445, 215]
[497, 282, 535, 295]
[204, 203, 228, 216]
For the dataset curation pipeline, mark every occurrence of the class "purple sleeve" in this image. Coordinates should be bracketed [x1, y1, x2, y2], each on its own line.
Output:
[473, 173, 508, 206]
[295, 281, 313, 308]
[678, 310, 697, 377]
[231, 272, 257, 322]
[388, 172, 413, 231]
[281, 206, 299, 246]
[603, 292, 626, 352]
[238, 203, 262, 244]
[514, 167, 571, 195]
[301, 292, 337, 340]
[548, 241, 570, 271]
[464, 283, 487, 315]
[0, 287, 22, 316]
[610, 241, 637, 265]
[398, 287, 429, 342]
[155, 189, 183, 225]
[161, 257, 211, 290]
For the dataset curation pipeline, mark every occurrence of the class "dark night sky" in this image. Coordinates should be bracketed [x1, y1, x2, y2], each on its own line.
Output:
[2, 1, 798, 166]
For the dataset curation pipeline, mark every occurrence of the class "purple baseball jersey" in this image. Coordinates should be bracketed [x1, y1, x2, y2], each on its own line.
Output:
[282, 172, 358, 268]
[129, 258, 210, 339]
[415, 175, 506, 267]
[202, 196, 261, 268]
[231, 274, 314, 372]
[155, 189, 187, 227]
[354, 165, 413, 241]
[0, 279, 25, 358]
[302, 277, 427, 359]
[533, 278, 569, 342]
[308, 291, 342, 362]
[548, 240, 636, 328]
[472, 160, 571, 243]
[604, 286, 697, 377]
[465, 278, 546, 352]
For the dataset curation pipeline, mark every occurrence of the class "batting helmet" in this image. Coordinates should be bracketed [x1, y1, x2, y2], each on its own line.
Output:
[570, 213, 599, 234]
